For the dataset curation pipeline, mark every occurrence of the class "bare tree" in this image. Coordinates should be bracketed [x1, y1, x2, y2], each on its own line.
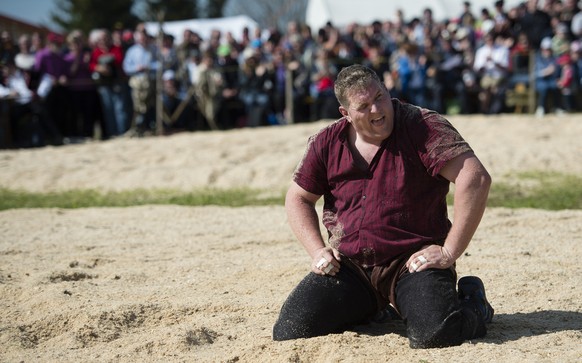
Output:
[51, 0, 139, 34]
[223, 0, 307, 30]
[142, 0, 198, 21]
[205, 0, 228, 18]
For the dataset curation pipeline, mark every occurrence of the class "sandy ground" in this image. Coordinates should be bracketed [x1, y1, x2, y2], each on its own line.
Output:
[0, 114, 581, 362]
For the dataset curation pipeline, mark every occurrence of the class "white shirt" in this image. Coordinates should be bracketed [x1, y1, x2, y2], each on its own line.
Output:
[571, 12, 582, 37]
[1, 70, 34, 104]
[473, 43, 510, 79]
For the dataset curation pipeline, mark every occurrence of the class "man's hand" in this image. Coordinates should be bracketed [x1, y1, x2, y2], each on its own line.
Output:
[406, 245, 454, 273]
[311, 246, 342, 276]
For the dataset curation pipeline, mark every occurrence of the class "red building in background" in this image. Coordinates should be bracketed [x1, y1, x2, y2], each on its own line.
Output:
[0, 12, 62, 40]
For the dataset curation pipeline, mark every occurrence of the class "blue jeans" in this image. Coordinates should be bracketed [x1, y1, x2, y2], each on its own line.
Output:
[273, 262, 486, 348]
[97, 83, 130, 137]
[535, 79, 560, 112]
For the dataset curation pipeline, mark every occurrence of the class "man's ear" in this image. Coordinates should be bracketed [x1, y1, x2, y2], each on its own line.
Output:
[339, 105, 349, 120]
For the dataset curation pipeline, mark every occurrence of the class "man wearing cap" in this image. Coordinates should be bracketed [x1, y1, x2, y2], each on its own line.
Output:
[534, 37, 561, 116]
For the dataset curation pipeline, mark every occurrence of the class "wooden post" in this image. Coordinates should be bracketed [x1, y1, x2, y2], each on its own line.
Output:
[285, 67, 294, 124]
[155, 10, 165, 135]
[528, 50, 536, 114]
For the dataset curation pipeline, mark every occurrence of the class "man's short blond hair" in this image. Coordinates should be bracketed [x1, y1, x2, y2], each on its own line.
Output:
[334, 64, 383, 108]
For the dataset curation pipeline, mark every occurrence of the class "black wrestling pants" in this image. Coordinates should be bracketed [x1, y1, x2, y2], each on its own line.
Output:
[272, 264, 486, 348]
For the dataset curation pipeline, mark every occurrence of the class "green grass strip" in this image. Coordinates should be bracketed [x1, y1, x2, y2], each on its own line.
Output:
[0, 187, 286, 210]
[486, 171, 582, 210]
[1, 172, 580, 211]
[447, 171, 582, 210]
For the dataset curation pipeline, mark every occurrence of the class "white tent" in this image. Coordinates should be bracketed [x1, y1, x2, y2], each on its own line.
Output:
[144, 15, 259, 44]
[306, 0, 526, 31]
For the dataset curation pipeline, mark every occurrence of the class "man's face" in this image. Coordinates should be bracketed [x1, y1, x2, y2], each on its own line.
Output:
[339, 80, 394, 145]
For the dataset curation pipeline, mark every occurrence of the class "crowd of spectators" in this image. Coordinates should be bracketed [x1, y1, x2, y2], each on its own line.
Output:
[2, 0, 582, 148]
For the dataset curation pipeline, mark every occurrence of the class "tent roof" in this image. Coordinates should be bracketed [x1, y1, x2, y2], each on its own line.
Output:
[306, 0, 525, 31]
[144, 15, 258, 45]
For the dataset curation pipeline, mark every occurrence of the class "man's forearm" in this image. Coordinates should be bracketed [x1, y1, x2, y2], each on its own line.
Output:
[285, 190, 326, 258]
[444, 167, 491, 260]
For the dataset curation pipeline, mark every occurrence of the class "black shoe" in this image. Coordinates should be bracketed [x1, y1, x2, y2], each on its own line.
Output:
[458, 276, 494, 324]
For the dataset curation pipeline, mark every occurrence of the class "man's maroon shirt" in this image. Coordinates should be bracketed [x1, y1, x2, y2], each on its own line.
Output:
[293, 100, 473, 267]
